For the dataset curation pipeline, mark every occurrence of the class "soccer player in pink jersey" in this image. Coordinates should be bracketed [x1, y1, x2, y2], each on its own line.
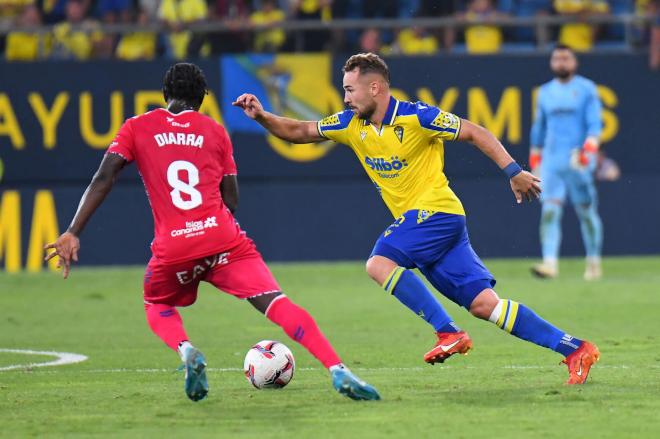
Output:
[45, 63, 380, 402]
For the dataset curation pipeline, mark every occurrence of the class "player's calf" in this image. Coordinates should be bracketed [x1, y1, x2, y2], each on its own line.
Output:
[475, 291, 599, 383]
[261, 293, 381, 400]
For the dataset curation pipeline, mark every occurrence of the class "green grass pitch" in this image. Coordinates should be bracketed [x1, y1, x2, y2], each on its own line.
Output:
[1, 256, 659, 438]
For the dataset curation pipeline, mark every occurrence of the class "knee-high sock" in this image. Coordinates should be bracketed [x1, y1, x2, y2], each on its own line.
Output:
[488, 299, 582, 357]
[575, 203, 603, 259]
[265, 296, 342, 369]
[144, 302, 189, 351]
[540, 202, 563, 263]
[384, 267, 458, 333]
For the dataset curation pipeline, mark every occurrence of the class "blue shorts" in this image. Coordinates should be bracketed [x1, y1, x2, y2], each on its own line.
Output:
[540, 166, 597, 205]
[370, 210, 495, 309]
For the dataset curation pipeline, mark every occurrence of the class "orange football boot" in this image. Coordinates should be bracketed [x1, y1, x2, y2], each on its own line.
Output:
[562, 340, 600, 384]
[424, 331, 473, 365]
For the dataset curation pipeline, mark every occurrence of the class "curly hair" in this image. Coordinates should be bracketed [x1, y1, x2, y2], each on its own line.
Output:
[162, 63, 208, 109]
[342, 53, 390, 83]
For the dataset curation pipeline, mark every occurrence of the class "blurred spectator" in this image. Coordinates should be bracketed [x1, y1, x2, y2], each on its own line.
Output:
[250, 0, 286, 52]
[498, 0, 553, 43]
[158, 0, 210, 59]
[0, 0, 34, 26]
[97, 0, 131, 23]
[554, 0, 610, 52]
[208, 0, 250, 53]
[359, 27, 384, 53]
[139, 0, 160, 21]
[395, 26, 439, 55]
[115, 8, 157, 60]
[289, 0, 332, 51]
[416, 0, 458, 51]
[95, 0, 133, 59]
[650, 0, 660, 68]
[50, 0, 103, 60]
[5, 4, 50, 61]
[361, 0, 398, 18]
[42, 0, 90, 24]
[633, 0, 656, 44]
[462, 0, 504, 54]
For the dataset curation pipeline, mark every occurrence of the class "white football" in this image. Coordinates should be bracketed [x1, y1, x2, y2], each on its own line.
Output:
[243, 340, 295, 389]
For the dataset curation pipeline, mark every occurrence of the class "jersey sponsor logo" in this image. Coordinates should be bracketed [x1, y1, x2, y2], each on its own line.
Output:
[154, 132, 204, 148]
[175, 252, 229, 285]
[364, 156, 408, 179]
[170, 216, 218, 238]
[166, 116, 191, 128]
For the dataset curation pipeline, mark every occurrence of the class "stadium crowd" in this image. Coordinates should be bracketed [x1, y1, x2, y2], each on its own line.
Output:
[1, 0, 658, 64]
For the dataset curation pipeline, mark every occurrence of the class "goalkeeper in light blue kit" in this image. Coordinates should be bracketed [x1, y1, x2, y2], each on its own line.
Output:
[530, 45, 604, 280]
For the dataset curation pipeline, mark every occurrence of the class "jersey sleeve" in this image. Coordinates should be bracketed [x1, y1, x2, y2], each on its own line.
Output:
[584, 82, 603, 139]
[416, 103, 462, 141]
[530, 88, 547, 148]
[317, 109, 354, 145]
[216, 125, 237, 176]
[106, 119, 135, 162]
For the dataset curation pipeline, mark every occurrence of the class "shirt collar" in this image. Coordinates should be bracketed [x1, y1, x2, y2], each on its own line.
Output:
[382, 96, 399, 126]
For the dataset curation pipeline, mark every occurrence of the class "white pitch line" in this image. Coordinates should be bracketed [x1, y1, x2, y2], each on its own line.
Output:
[0, 349, 88, 371]
[4, 364, 654, 374]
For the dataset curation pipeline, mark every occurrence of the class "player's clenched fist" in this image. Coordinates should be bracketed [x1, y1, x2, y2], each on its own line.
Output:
[232, 94, 264, 120]
[510, 171, 542, 203]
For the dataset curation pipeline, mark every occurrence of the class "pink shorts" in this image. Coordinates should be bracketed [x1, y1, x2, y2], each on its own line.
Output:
[143, 237, 280, 307]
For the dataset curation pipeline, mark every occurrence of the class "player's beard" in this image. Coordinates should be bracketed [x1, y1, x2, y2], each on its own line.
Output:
[553, 68, 573, 80]
[356, 101, 377, 120]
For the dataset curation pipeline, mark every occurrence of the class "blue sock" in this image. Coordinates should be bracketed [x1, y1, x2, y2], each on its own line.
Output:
[540, 202, 562, 262]
[489, 299, 582, 357]
[575, 203, 603, 258]
[384, 267, 458, 333]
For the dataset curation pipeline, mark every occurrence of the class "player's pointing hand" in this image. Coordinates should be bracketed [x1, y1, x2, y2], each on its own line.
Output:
[510, 171, 542, 204]
[232, 94, 264, 120]
[44, 232, 80, 279]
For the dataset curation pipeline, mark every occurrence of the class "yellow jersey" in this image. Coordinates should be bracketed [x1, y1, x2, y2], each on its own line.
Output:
[317, 97, 465, 218]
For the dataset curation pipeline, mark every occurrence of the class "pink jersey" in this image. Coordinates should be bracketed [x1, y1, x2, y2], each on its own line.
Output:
[107, 108, 243, 264]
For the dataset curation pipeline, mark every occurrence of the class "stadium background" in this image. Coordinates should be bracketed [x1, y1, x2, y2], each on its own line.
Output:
[0, 0, 659, 271]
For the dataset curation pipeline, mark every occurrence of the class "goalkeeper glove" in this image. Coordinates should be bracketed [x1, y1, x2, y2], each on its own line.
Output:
[571, 137, 599, 169]
[529, 147, 542, 174]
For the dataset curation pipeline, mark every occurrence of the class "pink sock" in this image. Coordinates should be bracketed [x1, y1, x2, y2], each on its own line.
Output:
[265, 296, 342, 369]
[144, 303, 189, 351]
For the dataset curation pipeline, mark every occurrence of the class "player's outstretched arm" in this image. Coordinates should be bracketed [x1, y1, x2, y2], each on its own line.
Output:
[232, 93, 324, 144]
[45, 153, 126, 278]
[457, 118, 541, 204]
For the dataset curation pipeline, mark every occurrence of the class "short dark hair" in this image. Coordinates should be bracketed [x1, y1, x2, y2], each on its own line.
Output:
[162, 63, 208, 108]
[552, 44, 576, 56]
[342, 53, 390, 83]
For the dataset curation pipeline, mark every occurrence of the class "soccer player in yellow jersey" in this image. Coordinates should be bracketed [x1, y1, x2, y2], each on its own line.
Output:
[233, 53, 600, 385]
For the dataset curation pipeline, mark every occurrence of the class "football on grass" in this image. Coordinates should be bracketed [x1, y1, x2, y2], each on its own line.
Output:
[243, 340, 295, 389]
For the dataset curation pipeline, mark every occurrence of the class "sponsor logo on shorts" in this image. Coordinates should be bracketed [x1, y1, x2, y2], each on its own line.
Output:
[170, 216, 218, 239]
[176, 252, 229, 285]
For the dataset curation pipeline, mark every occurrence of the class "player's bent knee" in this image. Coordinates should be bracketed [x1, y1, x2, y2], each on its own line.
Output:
[469, 288, 500, 320]
[365, 256, 398, 285]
